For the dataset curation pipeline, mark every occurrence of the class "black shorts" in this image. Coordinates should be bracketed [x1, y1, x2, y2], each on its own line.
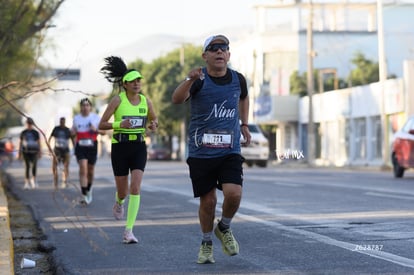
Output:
[186, 154, 244, 198]
[54, 148, 69, 163]
[111, 141, 147, 176]
[75, 142, 98, 165]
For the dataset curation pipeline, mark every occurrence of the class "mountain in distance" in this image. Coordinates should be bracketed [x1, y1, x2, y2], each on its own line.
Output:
[81, 27, 253, 93]
[105, 26, 253, 63]
[113, 33, 199, 63]
[29, 27, 253, 131]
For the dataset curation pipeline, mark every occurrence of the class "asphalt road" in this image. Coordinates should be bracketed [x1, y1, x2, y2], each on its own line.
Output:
[4, 156, 414, 274]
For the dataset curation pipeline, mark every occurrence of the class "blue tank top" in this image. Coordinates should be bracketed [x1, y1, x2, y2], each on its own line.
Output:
[188, 68, 241, 158]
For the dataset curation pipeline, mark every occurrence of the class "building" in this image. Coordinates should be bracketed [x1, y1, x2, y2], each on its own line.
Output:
[230, 0, 414, 166]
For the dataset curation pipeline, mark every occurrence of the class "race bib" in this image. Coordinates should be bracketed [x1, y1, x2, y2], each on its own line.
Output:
[78, 138, 93, 146]
[23, 140, 39, 150]
[129, 118, 144, 128]
[56, 138, 69, 148]
[202, 130, 233, 148]
[122, 116, 146, 129]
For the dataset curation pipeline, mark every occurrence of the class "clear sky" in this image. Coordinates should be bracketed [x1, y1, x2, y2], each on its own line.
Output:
[44, 0, 270, 67]
[44, 0, 414, 68]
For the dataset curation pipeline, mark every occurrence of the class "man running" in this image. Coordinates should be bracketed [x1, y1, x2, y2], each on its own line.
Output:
[49, 117, 73, 188]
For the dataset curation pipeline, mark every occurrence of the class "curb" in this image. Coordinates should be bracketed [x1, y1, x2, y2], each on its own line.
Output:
[0, 171, 14, 275]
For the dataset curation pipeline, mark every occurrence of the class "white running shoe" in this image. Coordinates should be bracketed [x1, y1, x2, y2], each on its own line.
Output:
[24, 179, 30, 190]
[123, 230, 138, 244]
[30, 178, 36, 189]
[86, 188, 92, 204]
[113, 202, 124, 220]
[80, 195, 89, 205]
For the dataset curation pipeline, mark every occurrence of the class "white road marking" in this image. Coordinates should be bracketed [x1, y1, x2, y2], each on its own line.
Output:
[365, 191, 414, 200]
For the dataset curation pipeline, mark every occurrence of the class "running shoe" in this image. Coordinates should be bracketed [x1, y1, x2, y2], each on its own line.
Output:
[123, 230, 138, 244]
[30, 178, 36, 189]
[80, 195, 89, 205]
[214, 226, 239, 256]
[85, 188, 92, 204]
[197, 242, 215, 264]
[112, 202, 124, 220]
[24, 179, 30, 190]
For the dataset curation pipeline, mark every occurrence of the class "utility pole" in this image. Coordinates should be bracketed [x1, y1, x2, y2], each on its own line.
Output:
[179, 45, 185, 67]
[377, 0, 389, 167]
[179, 43, 187, 161]
[307, 0, 315, 166]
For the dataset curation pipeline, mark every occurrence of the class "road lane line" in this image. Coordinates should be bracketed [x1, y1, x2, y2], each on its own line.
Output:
[365, 192, 414, 201]
[237, 212, 414, 269]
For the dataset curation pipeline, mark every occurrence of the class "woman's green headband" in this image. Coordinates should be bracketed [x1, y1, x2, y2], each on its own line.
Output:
[122, 70, 143, 82]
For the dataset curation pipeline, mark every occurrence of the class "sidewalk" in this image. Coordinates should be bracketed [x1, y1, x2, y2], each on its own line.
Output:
[0, 171, 14, 275]
[269, 158, 391, 172]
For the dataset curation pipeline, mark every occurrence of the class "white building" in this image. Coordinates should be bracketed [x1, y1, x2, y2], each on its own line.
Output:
[230, 0, 414, 167]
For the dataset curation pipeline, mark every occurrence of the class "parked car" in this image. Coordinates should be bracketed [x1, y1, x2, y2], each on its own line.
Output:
[241, 123, 269, 167]
[147, 143, 171, 160]
[391, 116, 414, 178]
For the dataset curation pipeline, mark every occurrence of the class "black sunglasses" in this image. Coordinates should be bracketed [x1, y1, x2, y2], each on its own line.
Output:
[206, 43, 229, 52]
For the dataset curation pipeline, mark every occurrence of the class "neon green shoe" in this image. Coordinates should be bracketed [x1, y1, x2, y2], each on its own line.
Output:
[197, 242, 215, 264]
[214, 226, 239, 256]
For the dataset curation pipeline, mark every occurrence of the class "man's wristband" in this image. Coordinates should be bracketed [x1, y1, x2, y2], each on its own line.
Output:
[241, 123, 248, 128]
[112, 121, 121, 130]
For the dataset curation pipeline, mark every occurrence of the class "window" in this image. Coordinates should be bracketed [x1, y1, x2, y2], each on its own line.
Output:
[355, 118, 366, 160]
[55, 69, 81, 81]
[371, 116, 382, 159]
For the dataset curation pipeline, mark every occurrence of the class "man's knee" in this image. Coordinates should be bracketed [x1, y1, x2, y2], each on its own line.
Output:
[200, 191, 217, 209]
[223, 184, 242, 197]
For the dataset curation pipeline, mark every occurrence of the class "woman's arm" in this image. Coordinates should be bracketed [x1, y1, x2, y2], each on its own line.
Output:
[98, 96, 121, 130]
[146, 97, 158, 131]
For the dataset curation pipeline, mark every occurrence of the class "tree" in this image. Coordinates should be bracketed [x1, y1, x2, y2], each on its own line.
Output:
[0, 0, 65, 135]
[289, 51, 390, 96]
[142, 45, 204, 138]
[289, 70, 308, 97]
[347, 51, 379, 86]
[0, 0, 64, 82]
[289, 69, 321, 97]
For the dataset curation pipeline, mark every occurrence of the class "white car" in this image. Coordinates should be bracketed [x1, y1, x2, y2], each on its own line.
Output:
[241, 124, 269, 167]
